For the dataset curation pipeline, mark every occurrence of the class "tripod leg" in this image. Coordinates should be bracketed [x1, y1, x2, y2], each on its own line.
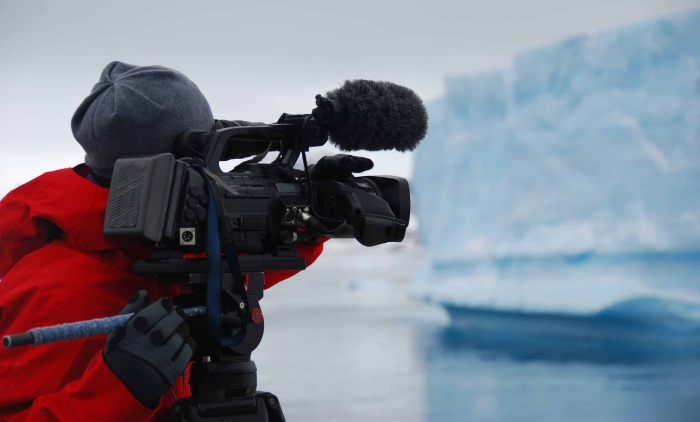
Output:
[258, 392, 285, 422]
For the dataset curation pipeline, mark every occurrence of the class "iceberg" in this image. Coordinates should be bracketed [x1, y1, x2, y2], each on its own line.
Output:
[411, 9, 700, 328]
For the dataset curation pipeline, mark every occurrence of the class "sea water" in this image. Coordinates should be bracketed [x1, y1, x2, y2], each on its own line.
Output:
[253, 247, 700, 422]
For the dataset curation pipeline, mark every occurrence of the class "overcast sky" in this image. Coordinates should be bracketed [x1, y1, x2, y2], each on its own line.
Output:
[1, 0, 698, 197]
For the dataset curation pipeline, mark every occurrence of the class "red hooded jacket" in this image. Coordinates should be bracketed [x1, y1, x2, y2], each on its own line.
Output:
[0, 165, 324, 421]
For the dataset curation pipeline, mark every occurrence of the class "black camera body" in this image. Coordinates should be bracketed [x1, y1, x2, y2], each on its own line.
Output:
[102, 107, 411, 270]
[104, 137, 410, 254]
[103, 151, 409, 252]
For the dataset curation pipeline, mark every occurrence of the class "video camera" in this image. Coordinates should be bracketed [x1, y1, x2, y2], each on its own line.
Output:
[99, 80, 428, 421]
[103, 112, 410, 258]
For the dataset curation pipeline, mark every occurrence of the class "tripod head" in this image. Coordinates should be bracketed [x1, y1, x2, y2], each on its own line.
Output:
[135, 249, 287, 421]
[168, 274, 283, 421]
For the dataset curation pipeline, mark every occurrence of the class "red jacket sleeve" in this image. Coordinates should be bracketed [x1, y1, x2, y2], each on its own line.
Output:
[0, 241, 186, 421]
[4, 353, 164, 422]
[262, 237, 328, 289]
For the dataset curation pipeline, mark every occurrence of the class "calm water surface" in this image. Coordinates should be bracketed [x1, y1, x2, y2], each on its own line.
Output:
[253, 247, 700, 422]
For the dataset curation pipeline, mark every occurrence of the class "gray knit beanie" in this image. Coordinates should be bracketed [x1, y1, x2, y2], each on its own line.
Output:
[71, 61, 215, 178]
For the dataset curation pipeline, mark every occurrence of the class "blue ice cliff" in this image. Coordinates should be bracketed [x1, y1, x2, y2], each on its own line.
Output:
[411, 10, 700, 328]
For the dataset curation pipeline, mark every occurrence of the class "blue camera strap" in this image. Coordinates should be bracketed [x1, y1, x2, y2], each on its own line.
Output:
[205, 175, 249, 346]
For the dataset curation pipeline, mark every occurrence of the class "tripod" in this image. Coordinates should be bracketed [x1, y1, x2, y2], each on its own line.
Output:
[165, 272, 286, 422]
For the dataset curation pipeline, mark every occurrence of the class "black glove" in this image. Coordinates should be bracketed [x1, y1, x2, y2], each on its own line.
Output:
[310, 154, 374, 182]
[103, 291, 195, 408]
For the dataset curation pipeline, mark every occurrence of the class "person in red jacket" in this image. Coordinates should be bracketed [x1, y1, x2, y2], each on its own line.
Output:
[0, 61, 324, 421]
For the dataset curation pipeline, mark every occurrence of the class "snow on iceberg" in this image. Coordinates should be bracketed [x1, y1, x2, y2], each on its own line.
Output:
[411, 9, 700, 326]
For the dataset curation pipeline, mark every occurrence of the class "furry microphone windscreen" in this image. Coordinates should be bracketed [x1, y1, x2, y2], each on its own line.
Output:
[325, 80, 428, 152]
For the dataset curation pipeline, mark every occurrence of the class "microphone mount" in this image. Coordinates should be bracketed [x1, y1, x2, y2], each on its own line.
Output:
[312, 94, 346, 127]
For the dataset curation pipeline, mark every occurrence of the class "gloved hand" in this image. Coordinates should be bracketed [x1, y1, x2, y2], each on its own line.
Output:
[310, 154, 374, 182]
[103, 290, 195, 408]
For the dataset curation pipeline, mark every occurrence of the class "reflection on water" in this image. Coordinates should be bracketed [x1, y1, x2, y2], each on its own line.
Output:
[253, 248, 700, 422]
[441, 306, 700, 364]
[421, 318, 700, 422]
